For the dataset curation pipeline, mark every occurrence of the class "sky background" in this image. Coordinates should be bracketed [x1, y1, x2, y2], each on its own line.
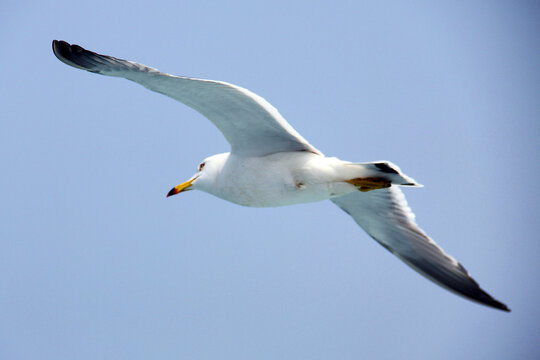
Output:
[1, 1, 539, 359]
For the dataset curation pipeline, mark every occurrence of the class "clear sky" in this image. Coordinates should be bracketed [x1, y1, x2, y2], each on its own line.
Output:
[1, 1, 539, 359]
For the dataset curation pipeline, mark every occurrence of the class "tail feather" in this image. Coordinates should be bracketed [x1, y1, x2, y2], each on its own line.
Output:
[354, 161, 422, 187]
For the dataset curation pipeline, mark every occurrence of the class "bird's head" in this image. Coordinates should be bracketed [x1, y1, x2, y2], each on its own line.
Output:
[166, 153, 228, 198]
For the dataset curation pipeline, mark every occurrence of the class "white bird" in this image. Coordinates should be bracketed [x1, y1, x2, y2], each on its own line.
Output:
[52, 40, 509, 311]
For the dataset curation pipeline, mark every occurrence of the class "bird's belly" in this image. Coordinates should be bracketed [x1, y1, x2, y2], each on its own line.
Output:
[214, 178, 355, 208]
[205, 152, 358, 207]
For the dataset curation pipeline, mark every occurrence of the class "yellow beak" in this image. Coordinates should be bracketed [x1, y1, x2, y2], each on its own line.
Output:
[166, 176, 198, 198]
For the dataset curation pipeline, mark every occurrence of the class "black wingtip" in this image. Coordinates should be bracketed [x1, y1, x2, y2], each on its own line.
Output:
[52, 40, 71, 63]
[449, 263, 511, 312]
[52, 40, 82, 69]
[490, 298, 511, 312]
[52, 40, 101, 73]
[478, 291, 510, 312]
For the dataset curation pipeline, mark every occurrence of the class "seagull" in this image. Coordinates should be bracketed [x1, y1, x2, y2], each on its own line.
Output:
[52, 40, 510, 312]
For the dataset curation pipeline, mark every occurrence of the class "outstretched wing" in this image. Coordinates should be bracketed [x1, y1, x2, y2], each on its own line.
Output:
[331, 187, 510, 311]
[52, 40, 321, 157]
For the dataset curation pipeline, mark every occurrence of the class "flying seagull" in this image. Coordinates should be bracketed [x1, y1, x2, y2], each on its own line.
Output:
[52, 40, 510, 312]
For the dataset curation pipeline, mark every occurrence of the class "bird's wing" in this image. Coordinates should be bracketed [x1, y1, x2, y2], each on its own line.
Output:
[331, 187, 509, 311]
[52, 40, 321, 157]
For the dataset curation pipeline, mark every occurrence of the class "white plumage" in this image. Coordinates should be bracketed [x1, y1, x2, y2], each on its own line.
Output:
[52, 40, 509, 311]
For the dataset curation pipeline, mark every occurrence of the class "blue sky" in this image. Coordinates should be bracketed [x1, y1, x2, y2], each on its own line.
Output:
[1, 1, 539, 359]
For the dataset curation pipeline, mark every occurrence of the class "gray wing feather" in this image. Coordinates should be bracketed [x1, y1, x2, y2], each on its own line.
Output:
[52, 40, 321, 157]
[331, 187, 509, 311]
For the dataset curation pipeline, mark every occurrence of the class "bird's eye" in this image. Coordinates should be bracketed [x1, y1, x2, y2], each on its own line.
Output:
[198, 162, 205, 171]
